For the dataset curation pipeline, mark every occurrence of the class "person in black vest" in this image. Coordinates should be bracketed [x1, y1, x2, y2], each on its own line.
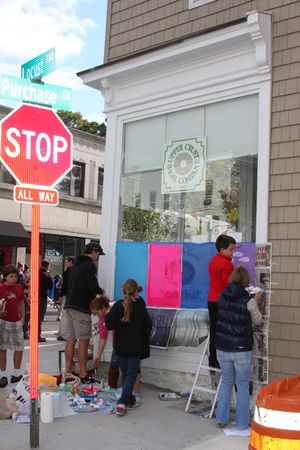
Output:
[38, 260, 53, 343]
[215, 267, 262, 430]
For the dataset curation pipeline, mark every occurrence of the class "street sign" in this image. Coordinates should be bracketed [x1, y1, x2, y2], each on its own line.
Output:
[21, 48, 56, 80]
[0, 73, 71, 110]
[0, 103, 73, 187]
[14, 186, 59, 206]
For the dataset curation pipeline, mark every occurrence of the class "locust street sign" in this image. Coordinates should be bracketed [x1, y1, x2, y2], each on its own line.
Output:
[0, 103, 72, 187]
[21, 48, 56, 80]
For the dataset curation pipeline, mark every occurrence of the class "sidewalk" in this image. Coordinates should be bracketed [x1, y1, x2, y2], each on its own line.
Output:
[0, 310, 250, 449]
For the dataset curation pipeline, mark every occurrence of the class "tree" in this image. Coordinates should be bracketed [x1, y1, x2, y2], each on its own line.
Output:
[57, 110, 106, 137]
[122, 206, 177, 242]
[219, 161, 240, 225]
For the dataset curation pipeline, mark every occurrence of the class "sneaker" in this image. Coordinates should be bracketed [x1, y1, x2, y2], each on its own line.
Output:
[116, 404, 126, 416]
[11, 375, 23, 383]
[0, 377, 8, 388]
[127, 400, 141, 410]
[38, 336, 46, 343]
[57, 336, 67, 341]
[80, 375, 96, 384]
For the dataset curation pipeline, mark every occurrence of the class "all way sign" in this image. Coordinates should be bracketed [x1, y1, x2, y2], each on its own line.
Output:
[14, 185, 59, 206]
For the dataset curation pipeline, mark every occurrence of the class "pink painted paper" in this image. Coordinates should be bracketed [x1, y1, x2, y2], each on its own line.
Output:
[147, 243, 182, 308]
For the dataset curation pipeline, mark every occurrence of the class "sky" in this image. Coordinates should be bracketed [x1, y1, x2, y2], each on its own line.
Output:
[0, 0, 107, 123]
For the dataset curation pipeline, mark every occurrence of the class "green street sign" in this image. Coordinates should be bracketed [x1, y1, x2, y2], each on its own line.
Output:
[0, 73, 72, 110]
[21, 48, 56, 80]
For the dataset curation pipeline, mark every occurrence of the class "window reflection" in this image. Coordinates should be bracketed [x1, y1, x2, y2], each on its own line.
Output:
[120, 96, 258, 243]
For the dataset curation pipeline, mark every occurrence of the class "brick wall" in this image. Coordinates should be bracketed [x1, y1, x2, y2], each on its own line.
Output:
[105, 0, 300, 381]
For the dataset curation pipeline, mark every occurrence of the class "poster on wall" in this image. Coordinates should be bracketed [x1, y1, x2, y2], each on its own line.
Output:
[168, 309, 209, 347]
[147, 243, 182, 308]
[161, 137, 206, 194]
[252, 242, 272, 384]
[148, 308, 177, 348]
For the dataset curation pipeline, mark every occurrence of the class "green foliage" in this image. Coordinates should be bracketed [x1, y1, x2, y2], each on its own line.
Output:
[122, 206, 177, 242]
[57, 110, 106, 137]
[219, 161, 240, 224]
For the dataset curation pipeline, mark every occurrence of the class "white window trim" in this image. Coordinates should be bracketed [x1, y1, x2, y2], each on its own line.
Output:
[79, 12, 272, 301]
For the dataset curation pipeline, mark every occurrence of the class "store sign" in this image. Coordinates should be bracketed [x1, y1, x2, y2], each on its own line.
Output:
[161, 137, 206, 194]
[45, 249, 63, 264]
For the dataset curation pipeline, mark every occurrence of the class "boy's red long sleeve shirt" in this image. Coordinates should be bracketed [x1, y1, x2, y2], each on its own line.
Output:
[208, 253, 234, 302]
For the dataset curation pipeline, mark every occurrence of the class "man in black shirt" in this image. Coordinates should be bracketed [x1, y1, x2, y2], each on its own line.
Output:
[64, 243, 105, 384]
[57, 256, 75, 341]
[39, 260, 53, 342]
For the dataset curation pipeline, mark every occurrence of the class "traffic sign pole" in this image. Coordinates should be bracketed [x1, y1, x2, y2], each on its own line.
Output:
[0, 104, 72, 449]
[29, 204, 40, 448]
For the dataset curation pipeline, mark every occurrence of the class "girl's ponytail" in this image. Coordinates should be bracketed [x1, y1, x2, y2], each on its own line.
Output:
[121, 279, 139, 323]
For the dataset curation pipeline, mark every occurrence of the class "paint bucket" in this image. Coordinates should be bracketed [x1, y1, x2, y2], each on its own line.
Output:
[249, 375, 300, 449]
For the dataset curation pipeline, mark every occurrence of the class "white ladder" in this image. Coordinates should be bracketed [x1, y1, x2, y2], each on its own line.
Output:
[185, 335, 222, 419]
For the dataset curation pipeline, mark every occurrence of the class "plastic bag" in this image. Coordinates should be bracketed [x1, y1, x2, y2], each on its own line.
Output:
[0, 396, 18, 419]
[8, 377, 30, 406]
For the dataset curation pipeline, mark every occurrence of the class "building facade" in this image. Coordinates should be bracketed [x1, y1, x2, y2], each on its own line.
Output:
[79, 0, 300, 384]
[0, 104, 105, 276]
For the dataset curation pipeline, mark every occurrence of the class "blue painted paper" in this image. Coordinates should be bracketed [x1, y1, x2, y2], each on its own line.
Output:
[114, 242, 149, 302]
[181, 243, 216, 308]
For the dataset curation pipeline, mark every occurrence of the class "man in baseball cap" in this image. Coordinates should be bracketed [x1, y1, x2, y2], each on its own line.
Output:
[64, 241, 105, 384]
[84, 242, 105, 255]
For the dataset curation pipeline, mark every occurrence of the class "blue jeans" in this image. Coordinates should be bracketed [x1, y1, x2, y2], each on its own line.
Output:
[216, 349, 252, 430]
[116, 355, 140, 406]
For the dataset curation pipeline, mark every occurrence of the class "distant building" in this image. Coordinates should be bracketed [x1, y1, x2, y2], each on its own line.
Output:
[0, 104, 104, 275]
[78, 1, 300, 384]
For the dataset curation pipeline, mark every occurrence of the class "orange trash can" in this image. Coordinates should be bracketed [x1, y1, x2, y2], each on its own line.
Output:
[249, 375, 300, 449]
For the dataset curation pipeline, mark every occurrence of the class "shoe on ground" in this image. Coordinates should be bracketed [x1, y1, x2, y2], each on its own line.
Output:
[0, 377, 8, 388]
[38, 336, 46, 343]
[80, 375, 96, 384]
[11, 374, 23, 383]
[57, 336, 67, 341]
[116, 404, 126, 416]
[127, 400, 141, 410]
[217, 422, 227, 428]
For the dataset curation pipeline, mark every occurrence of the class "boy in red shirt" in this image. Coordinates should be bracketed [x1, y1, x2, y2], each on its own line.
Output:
[0, 264, 25, 387]
[208, 234, 236, 368]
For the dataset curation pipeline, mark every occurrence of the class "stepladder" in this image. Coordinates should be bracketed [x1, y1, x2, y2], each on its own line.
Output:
[185, 335, 222, 419]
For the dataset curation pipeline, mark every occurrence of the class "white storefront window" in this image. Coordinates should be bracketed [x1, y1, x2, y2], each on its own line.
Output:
[120, 95, 258, 243]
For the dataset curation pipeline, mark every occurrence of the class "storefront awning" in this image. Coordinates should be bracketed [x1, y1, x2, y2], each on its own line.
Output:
[0, 221, 29, 247]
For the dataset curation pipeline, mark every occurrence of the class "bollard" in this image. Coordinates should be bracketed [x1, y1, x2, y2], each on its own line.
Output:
[249, 375, 300, 449]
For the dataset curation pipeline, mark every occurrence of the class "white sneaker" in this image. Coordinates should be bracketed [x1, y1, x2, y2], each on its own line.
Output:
[116, 404, 126, 416]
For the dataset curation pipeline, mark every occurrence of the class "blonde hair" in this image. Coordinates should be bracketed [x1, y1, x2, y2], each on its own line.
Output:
[230, 266, 250, 287]
[121, 279, 139, 323]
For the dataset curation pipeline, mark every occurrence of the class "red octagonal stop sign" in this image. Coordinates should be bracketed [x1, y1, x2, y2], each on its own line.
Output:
[0, 104, 72, 187]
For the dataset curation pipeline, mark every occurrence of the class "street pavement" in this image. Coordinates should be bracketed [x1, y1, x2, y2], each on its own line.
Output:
[0, 307, 249, 450]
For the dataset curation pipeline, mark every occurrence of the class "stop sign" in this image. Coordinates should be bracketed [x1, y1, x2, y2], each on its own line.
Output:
[0, 104, 72, 187]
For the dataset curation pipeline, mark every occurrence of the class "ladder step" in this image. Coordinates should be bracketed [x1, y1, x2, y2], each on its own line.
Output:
[193, 386, 218, 394]
[199, 365, 222, 373]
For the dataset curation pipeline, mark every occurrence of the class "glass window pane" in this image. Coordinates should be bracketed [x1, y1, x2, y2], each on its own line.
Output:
[72, 163, 85, 197]
[120, 95, 258, 243]
[206, 95, 258, 159]
[56, 172, 71, 195]
[124, 116, 166, 173]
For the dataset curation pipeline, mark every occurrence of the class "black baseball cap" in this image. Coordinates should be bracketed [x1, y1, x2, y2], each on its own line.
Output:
[84, 242, 105, 255]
